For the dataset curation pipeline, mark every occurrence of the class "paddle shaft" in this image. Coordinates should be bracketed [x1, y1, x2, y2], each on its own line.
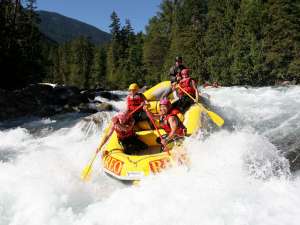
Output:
[144, 108, 169, 154]
[85, 152, 97, 174]
[128, 103, 144, 117]
[177, 85, 224, 127]
[96, 104, 144, 151]
[82, 104, 150, 181]
[81, 135, 107, 180]
[177, 85, 199, 105]
[177, 85, 212, 115]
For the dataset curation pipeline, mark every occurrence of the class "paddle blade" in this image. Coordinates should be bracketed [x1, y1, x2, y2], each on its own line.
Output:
[80, 163, 93, 181]
[207, 110, 224, 127]
[80, 152, 98, 181]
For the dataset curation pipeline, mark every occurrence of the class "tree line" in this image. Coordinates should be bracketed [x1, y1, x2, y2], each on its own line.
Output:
[0, 0, 48, 90]
[1, 0, 300, 90]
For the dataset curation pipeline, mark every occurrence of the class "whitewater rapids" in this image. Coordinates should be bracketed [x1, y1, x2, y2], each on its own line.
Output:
[1, 86, 300, 225]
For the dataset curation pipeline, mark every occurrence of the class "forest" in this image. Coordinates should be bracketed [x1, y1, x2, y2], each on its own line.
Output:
[1, 0, 300, 90]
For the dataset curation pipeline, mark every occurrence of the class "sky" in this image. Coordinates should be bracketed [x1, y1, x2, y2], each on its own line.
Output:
[36, 0, 162, 33]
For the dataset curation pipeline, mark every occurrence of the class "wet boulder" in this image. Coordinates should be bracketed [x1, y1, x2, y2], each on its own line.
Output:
[0, 84, 114, 121]
[97, 91, 120, 101]
[95, 102, 113, 111]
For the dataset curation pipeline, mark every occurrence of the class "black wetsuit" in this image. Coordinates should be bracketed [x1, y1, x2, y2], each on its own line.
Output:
[169, 64, 186, 84]
[172, 95, 194, 113]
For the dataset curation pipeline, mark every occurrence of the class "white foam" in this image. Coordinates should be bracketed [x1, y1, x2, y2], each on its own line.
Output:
[74, 131, 300, 225]
[0, 128, 32, 152]
[94, 91, 127, 112]
[1, 86, 300, 225]
[204, 86, 300, 130]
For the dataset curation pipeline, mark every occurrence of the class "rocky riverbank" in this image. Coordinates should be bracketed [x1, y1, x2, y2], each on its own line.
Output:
[0, 84, 120, 121]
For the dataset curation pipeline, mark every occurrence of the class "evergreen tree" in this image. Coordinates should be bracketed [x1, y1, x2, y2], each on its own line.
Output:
[118, 19, 134, 87]
[42, 42, 59, 83]
[3, 0, 300, 90]
[165, 0, 208, 82]
[230, 0, 265, 85]
[106, 12, 145, 89]
[69, 37, 94, 89]
[127, 32, 145, 85]
[0, 0, 46, 89]
[262, 0, 300, 84]
[107, 11, 122, 88]
[56, 42, 71, 84]
[205, 0, 240, 85]
[143, 0, 174, 84]
[90, 46, 107, 88]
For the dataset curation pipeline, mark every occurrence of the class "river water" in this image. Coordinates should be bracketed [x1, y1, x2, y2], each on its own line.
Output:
[0, 86, 300, 225]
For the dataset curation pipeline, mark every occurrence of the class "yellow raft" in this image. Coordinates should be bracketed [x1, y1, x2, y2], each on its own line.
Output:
[101, 81, 204, 180]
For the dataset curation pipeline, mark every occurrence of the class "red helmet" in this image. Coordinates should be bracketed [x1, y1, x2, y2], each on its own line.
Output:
[159, 98, 171, 107]
[181, 69, 189, 77]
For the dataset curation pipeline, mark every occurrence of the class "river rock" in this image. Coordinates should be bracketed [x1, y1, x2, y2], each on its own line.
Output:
[97, 91, 120, 101]
[95, 102, 113, 111]
[0, 84, 114, 121]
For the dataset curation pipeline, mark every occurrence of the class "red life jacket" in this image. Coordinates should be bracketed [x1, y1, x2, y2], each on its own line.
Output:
[178, 77, 196, 97]
[114, 121, 135, 141]
[127, 93, 144, 112]
[161, 108, 186, 137]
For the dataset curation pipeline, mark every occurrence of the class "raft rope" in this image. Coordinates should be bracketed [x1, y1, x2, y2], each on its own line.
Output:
[103, 148, 170, 166]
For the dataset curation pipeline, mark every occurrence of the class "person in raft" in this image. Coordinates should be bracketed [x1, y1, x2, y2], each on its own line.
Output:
[161, 56, 187, 99]
[173, 68, 199, 112]
[97, 111, 147, 155]
[212, 81, 221, 88]
[127, 83, 148, 122]
[169, 56, 187, 84]
[145, 98, 186, 149]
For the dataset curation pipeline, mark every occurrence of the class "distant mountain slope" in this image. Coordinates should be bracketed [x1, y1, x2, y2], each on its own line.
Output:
[37, 10, 111, 44]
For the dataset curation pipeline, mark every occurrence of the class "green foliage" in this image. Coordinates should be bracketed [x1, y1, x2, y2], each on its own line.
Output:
[143, 1, 174, 84]
[2, 0, 300, 91]
[45, 37, 97, 89]
[205, 0, 240, 85]
[106, 12, 146, 89]
[0, 0, 46, 90]
[90, 46, 107, 88]
[261, 0, 300, 84]
[230, 0, 265, 85]
[164, 0, 208, 82]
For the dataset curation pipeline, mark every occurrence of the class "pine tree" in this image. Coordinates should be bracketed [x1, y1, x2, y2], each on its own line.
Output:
[90, 46, 107, 88]
[0, 0, 48, 90]
[56, 42, 71, 84]
[230, 0, 265, 85]
[143, 0, 175, 84]
[107, 11, 122, 88]
[68, 37, 94, 89]
[119, 19, 134, 88]
[205, 0, 240, 85]
[165, 0, 208, 83]
[262, 0, 300, 84]
[127, 32, 145, 85]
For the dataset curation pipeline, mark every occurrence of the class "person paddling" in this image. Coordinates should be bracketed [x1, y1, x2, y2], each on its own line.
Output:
[151, 98, 186, 148]
[97, 111, 147, 155]
[173, 68, 199, 112]
[127, 83, 148, 121]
